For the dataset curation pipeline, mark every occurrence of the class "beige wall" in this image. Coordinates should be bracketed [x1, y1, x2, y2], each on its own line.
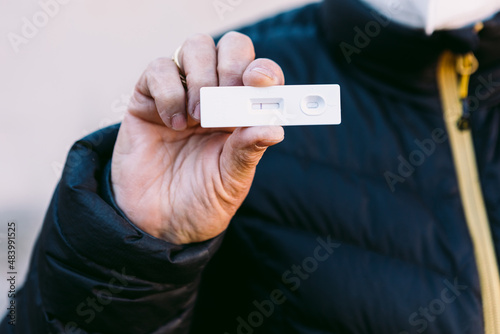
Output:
[0, 0, 319, 313]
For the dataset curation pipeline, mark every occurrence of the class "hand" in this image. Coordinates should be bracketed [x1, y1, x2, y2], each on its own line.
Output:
[111, 32, 285, 245]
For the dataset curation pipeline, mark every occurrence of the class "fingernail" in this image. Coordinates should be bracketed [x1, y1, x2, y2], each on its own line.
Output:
[192, 102, 200, 120]
[251, 67, 275, 81]
[171, 113, 187, 131]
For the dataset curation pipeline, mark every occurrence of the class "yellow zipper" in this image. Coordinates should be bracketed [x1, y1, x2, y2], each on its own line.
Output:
[438, 51, 500, 334]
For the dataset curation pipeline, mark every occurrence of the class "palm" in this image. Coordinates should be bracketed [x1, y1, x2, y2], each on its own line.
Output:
[112, 113, 246, 243]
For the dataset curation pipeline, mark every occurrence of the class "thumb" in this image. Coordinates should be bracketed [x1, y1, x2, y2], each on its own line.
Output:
[220, 126, 284, 193]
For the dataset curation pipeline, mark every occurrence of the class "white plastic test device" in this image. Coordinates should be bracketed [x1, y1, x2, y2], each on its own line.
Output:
[200, 84, 341, 128]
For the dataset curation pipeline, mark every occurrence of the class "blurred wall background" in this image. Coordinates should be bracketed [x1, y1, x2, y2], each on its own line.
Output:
[0, 0, 319, 313]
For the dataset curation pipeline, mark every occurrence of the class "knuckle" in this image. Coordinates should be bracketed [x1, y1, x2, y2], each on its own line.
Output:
[145, 71, 184, 102]
[145, 70, 181, 97]
[159, 92, 185, 121]
[220, 31, 252, 45]
[186, 74, 212, 90]
[145, 70, 162, 93]
[185, 33, 215, 48]
[147, 57, 171, 72]
[160, 86, 185, 103]
[217, 62, 243, 79]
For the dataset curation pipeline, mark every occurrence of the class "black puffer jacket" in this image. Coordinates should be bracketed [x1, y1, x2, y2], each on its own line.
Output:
[3, 0, 500, 333]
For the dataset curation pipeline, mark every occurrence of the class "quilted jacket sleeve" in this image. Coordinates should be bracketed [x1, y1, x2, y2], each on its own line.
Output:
[0, 124, 224, 334]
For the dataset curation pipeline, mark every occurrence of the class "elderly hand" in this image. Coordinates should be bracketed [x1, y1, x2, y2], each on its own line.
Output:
[111, 32, 285, 244]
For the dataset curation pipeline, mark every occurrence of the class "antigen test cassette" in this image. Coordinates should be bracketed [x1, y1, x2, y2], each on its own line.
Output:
[200, 84, 341, 128]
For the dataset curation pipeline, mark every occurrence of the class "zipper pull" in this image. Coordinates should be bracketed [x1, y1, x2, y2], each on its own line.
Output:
[457, 98, 471, 131]
[455, 52, 478, 130]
